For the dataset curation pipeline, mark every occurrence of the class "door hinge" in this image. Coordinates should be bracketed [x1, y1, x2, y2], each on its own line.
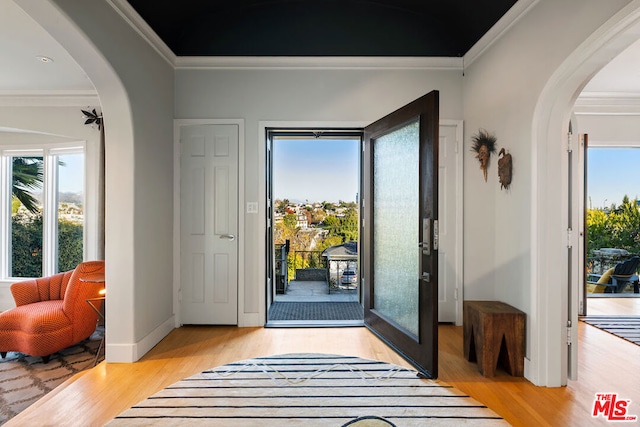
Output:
[567, 131, 573, 153]
[567, 228, 573, 248]
[566, 320, 572, 346]
[454, 287, 459, 300]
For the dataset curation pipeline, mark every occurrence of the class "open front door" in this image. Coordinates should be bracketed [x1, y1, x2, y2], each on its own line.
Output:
[362, 91, 439, 378]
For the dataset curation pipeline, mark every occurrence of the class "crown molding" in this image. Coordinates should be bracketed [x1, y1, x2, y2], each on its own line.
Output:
[107, 0, 177, 67]
[464, 0, 540, 68]
[0, 91, 100, 107]
[574, 92, 640, 115]
[108, 0, 534, 70]
[175, 56, 463, 70]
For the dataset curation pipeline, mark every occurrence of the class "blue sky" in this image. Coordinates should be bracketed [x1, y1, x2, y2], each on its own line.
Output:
[271, 143, 638, 208]
[588, 147, 640, 208]
[58, 153, 84, 193]
[273, 138, 359, 203]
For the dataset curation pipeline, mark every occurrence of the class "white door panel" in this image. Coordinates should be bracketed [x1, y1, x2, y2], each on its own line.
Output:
[180, 124, 238, 324]
[438, 124, 460, 323]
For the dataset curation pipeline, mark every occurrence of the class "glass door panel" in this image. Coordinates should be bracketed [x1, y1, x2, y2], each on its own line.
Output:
[363, 91, 439, 378]
[372, 120, 419, 336]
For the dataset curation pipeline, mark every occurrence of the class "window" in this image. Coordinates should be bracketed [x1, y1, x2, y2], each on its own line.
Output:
[1, 145, 85, 279]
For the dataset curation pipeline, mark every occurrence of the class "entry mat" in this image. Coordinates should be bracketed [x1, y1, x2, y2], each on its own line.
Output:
[268, 302, 363, 321]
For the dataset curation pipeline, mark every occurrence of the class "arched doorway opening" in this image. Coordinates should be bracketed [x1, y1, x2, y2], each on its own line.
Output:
[533, 1, 640, 386]
[14, 0, 138, 362]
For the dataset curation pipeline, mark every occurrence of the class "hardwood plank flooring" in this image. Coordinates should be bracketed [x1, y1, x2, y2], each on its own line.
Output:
[7, 301, 640, 426]
[585, 295, 640, 316]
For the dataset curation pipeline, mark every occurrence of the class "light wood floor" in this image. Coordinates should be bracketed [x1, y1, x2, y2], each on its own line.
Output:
[585, 295, 640, 316]
[7, 298, 640, 427]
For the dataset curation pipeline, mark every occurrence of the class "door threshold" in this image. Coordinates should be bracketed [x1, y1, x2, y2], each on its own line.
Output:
[265, 320, 364, 328]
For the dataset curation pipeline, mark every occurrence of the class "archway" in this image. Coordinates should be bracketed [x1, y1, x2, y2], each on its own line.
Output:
[532, 0, 640, 386]
[14, 0, 138, 361]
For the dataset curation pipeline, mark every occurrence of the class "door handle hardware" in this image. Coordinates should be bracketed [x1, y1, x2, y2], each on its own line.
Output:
[433, 220, 439, 251]
[219, 234, 236, 241]
[421, 217, 431, 255]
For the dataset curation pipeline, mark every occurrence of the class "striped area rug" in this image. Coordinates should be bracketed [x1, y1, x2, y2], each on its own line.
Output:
[107, 354, 507, 426]
[581, 315, 640, 345]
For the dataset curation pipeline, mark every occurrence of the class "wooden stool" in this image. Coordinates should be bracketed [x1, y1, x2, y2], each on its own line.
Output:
[463, 301, 525, 377]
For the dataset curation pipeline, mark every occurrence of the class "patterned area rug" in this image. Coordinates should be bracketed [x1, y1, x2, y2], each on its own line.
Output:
[0, 328, 103, 424]
[268, 302, 363, 321]
[108, 353, 508, 426]
[581, 316, 640, 345]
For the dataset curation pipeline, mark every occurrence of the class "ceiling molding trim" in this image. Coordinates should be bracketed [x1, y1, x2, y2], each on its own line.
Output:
[464, 0, 539, 68]
[0, 91, 100, 107]
[175, 56, 464, 70]
[106, 0, 177, 67]
[574, 92, 640, 115]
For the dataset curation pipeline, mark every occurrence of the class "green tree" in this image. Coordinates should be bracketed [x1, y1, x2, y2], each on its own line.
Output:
[275, 199, 290, 213]
[12, 157, 44, 214]
[587, 195, 640, 255]
[58, 220, 84, 272]
[321, 208, 358, 243]
[323, 215, 341, 235]
[316, 235, 343, 252]
[340, 208, 359, 242]
[11, 212, 43, 277]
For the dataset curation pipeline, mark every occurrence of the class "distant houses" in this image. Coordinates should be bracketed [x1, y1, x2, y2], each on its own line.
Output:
[273, 200, 356, 229]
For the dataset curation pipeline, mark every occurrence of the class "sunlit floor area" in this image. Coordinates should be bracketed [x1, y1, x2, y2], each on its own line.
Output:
[585, 295, 640, 315]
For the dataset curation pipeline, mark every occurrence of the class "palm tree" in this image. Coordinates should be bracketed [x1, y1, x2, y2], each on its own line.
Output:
[12, 157, 43, 214]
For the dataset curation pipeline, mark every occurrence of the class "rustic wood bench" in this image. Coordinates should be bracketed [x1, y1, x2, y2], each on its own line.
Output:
[463, 300, 525, 377]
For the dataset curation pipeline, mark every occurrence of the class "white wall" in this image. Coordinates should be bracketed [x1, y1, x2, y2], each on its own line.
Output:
[176, 66, 464, 324]
[462, 0, 634, 385]
[574, 114, 640, 146]
[16, 0, 176, 361]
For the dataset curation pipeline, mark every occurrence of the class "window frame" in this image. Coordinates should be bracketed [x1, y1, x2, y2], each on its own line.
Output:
[0, 142, 86, 280]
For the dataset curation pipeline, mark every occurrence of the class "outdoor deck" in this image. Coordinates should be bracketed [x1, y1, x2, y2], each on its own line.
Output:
[274, 280, 359, 303]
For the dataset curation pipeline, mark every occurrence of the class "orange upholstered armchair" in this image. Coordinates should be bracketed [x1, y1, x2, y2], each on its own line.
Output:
[0, 260, 105, 363]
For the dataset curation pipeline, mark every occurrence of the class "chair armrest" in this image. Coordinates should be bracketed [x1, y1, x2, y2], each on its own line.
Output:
[612, 274, 639, 284]
[10, 279, 41, 306]
[587, 273, 602, 282]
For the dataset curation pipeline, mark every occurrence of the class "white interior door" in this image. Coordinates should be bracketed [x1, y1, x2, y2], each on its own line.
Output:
[438, 123, 462, 323]
[180, 124, 238, 325]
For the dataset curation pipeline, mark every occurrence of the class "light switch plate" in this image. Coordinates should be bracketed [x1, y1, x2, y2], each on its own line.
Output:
[247, 202, 258, 213]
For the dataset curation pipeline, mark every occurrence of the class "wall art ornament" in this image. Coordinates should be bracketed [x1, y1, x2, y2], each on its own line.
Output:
[498, 148, 513, 190]
[471, 129, 497, 182]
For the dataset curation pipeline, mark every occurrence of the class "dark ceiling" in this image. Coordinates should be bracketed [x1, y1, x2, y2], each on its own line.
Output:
[126, 0, 518, 57]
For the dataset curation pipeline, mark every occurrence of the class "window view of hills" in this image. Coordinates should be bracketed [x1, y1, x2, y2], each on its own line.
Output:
[274, 198, 358, 255]
[11, 191, 83, 278]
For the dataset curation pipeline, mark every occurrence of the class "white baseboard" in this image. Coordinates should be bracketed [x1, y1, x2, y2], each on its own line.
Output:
[106, 315, 175, 362]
